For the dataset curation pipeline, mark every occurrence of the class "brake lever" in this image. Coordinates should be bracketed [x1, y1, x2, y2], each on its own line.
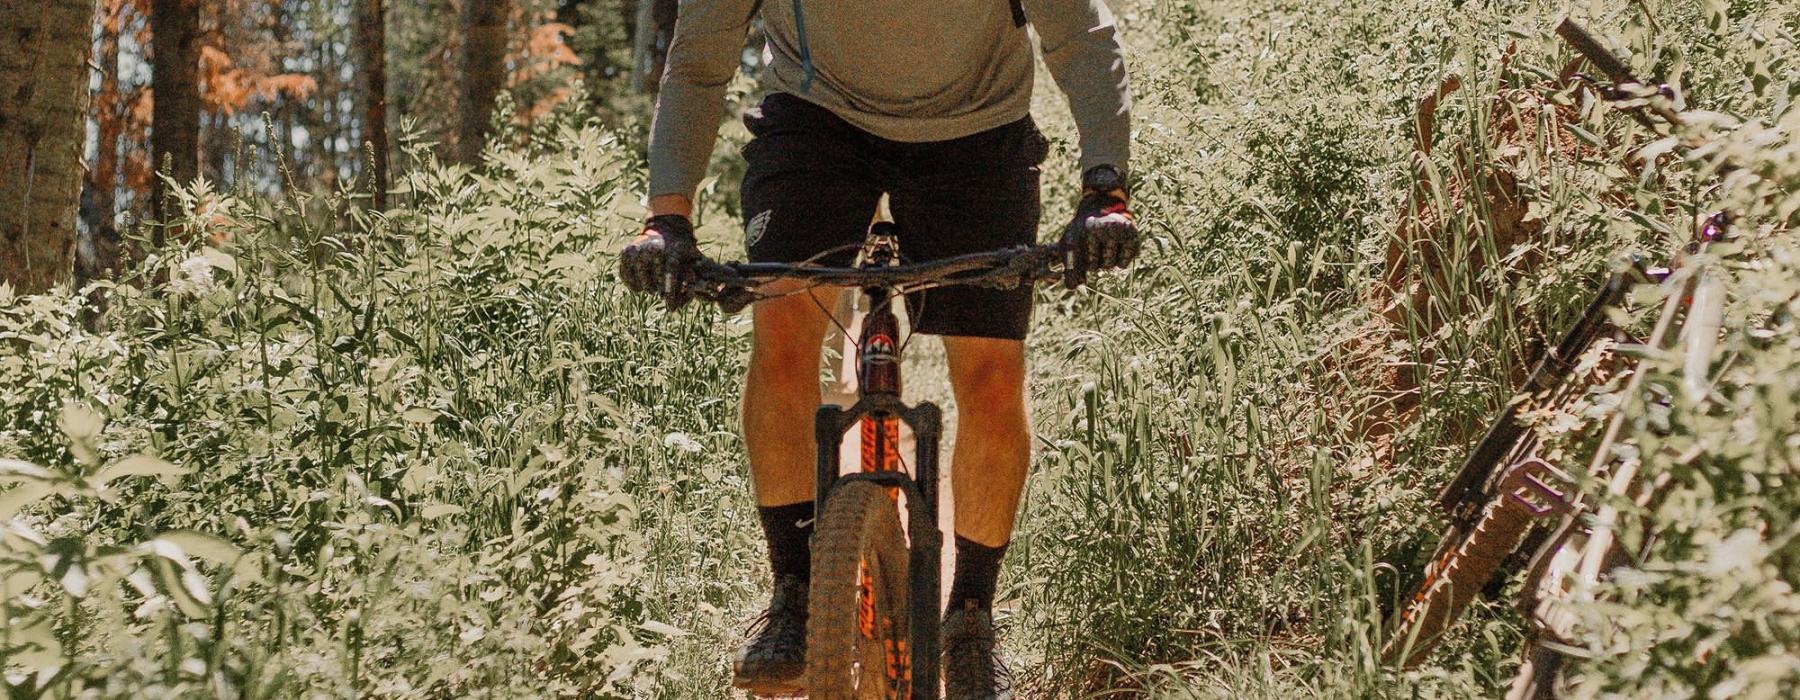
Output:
[673, 259, 747, 312]
[1568, 72, 1677, 134]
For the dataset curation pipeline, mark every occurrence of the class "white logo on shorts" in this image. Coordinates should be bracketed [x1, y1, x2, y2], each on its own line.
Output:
[746, 209, 773, 249]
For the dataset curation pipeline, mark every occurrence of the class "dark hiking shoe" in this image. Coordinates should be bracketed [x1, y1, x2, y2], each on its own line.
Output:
[942, 602, 1014, 700]
[732, 574, 809, 696]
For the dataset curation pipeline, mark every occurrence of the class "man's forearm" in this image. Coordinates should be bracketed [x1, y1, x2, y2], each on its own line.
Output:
[1025, 0, 1132, 175]
[645, 0, 755, 202]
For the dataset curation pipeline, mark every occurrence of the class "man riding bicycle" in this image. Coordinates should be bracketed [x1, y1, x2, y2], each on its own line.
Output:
[618, 0, 1137, 696]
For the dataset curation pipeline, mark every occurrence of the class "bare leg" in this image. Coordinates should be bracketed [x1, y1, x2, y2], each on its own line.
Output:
[742, 285, 840, 506]
[942, 336, 1031, 546]
[731, 285, 845, 693]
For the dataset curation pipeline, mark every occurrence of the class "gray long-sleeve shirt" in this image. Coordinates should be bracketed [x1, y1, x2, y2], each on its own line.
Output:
[647, 0, 1132, 198]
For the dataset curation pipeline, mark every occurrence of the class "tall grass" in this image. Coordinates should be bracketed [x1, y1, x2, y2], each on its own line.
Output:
[1, 108, 769, 696]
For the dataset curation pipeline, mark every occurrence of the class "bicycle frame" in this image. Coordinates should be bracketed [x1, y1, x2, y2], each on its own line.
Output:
[681, 216, 1062, 697]
[1516, 215, 1729, 634]
[811, 226, 946, 699]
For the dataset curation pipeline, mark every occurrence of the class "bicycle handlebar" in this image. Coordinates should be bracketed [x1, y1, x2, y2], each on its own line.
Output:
[685, 243, 1069, 312]
[1555, 19, 1636, 86]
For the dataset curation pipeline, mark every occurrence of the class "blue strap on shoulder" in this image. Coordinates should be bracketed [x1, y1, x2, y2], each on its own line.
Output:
[791, 0, 816, 92]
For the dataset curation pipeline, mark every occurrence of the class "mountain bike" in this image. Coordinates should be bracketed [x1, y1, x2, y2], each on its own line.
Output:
[1381, 208, 1729, 666]
[1381, 19, 1735, 697]
[685, 225, 1067, 699]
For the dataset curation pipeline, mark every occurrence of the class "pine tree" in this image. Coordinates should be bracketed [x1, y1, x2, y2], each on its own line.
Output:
[358, 0, 389, 208]
[151, 0, 200, 231]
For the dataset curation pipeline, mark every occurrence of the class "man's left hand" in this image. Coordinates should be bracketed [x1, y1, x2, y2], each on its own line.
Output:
[1060, 165, 1140, 288]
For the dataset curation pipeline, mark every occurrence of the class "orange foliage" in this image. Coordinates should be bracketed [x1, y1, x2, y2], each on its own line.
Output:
[523, 22, 581, 71]
[92, 0, 156, 196]
[198, 44, 317, 115]
[119, 86, 156, 192]
[508, 13, 583, 123]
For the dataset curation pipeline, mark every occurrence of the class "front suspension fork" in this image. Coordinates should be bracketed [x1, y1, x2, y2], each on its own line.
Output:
[816, 397, 944, 700]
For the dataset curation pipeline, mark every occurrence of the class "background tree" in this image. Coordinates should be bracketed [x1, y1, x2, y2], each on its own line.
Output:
[193, 0, 316, 189]
[80, 0, 126, 288]
[1, 0, 97, 294]
[151, 0, 200, 228]
[461, 0, 510, 163]
[82, 0, 666, 238]
[357, 0, 388, 208]
[508, 6, 584, 122]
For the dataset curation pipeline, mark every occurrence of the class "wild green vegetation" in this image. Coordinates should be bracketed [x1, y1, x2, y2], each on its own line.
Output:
[4, 0, 1797, 697]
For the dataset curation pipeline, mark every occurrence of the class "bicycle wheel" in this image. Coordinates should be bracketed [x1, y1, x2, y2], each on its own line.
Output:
[1384, 491, 1538, 668]
[807, 480, 912, 699]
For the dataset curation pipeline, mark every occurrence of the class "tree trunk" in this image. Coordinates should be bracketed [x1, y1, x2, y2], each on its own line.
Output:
[0, 0, 96, 295]
[556, 0, 585, 30]
[357, 0, 389, 209]
[272, 0, 303, 184]
[206, 107, 229, 186]
[318, 39, 337, 187]
[81, 3, 123, 289]
[460, 0, 509, 163]
[150, 0, 200, 231]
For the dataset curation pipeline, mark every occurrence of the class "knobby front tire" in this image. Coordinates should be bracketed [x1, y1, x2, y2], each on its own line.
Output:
[807, 481, 912, 699]
[1390, 314, 1623, 668]
[1384, 492, 1538, 668]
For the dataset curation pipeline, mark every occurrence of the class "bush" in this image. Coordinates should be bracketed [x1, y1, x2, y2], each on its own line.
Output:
[1, 109, 763, 697]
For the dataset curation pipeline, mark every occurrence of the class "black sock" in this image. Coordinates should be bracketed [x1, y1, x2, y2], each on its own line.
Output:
[758, 502, 816, 581]
[947, 535, 1009, 611]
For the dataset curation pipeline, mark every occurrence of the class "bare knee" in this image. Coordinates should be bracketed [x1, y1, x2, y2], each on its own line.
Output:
[944, 336, 1026, 414]
[748, 290, 835, 385]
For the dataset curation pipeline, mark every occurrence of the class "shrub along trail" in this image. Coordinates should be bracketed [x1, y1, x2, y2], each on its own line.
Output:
[2, 0, 1795, 697]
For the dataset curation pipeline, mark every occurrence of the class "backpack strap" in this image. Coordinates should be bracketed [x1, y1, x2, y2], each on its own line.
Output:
[1009, 0, 1027, 27]
[791, 0, 816, 92]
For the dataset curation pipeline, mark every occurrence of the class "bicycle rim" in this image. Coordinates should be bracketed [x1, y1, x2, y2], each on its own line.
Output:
[808, 480, 912, 699]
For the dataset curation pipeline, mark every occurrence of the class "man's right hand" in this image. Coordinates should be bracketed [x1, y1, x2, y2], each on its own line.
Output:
[620, 214, 703, 308]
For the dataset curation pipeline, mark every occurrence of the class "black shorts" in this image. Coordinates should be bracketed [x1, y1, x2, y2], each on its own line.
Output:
[739, 92, 1049, 340]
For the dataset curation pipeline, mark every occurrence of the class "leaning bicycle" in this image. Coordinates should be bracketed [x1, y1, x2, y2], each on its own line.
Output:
[683, 225, 1067, 699]
[1381, 19, 1737, 698]
[1381, 208, 1729, 667]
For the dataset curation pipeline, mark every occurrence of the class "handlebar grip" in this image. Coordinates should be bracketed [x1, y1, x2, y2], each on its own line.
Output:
[1556, 19, 1637, 85]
